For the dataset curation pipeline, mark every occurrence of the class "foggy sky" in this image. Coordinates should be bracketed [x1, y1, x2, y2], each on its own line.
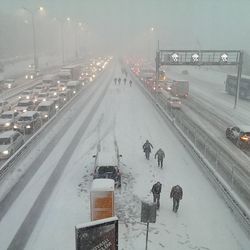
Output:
[1, 0, 250, 59]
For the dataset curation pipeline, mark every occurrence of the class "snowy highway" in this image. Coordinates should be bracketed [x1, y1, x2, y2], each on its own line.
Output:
[0, 61, 249, 249]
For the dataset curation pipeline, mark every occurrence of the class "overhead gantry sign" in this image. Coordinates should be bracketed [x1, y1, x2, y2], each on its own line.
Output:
[155, 49, 243, 108]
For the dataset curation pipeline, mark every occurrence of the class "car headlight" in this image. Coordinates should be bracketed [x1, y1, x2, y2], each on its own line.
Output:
[23, 110, 27, 113]
[19, 96, 21, 99]
[55, 105, 59, 109]
[26, 125, 31, 128]
[3, 150, 9, 155]
[30, 75, 34, 79]
[5, 122, 10, 127]
[63, 98, 66, 101]
[44, 114, 48, 118]
[25, 75, 28, 79]
[73, 90, 76, 94]
[14, 125, 18, 129]
[26, 96, 30, 99]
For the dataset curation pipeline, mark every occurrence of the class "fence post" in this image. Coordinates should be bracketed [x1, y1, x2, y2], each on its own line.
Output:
[231, 165, 235, 189]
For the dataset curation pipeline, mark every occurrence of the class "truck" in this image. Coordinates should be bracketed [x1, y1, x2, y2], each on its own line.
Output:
[170, 80, 189, 97]
[90, 179, 115, 221]
[139, 68, 156, 83]
[225, 74, 250, 99]
[42, 74, 57, 86]
[58, 64, 81, 83]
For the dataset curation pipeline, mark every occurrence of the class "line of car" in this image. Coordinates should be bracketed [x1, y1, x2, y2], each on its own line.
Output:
[0, 57, 112, 160]
[0, 80, 79, 160]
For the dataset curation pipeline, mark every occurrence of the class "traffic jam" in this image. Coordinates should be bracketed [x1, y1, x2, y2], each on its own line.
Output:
[0, 57, 110, 160]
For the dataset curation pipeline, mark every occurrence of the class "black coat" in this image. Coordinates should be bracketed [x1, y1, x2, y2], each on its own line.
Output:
[170, 185, 183, 200]
[151, 183, 162, 194]
[143, 142, 153, 152]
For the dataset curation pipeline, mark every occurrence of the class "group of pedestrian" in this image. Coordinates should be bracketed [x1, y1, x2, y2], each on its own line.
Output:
[151, 181, 183, 212]
[142, 139, 183, 212]
[114, 77, 133, 87]
[142, 140, 165, 168]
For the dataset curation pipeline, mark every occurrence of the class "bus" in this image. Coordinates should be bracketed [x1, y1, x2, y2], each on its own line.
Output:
[225, 74, 250, 99]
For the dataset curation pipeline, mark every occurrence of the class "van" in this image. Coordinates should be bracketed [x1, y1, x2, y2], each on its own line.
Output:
[36, 100, 56, 121]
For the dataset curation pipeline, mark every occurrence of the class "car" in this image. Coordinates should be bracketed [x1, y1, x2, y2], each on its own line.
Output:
[4, 79, 16, 89]
[33, 84, 44, 96]
[0, 111, 20, 131]
[0, 130, 24, 159]
[14, 100, 34, 113]
[92, 149, 122, 188]
[48, 88, 58, 98]
[18, 89, 34, 100]
[33, 92, 49, 105]
[0, 100, 11, 113]
[14, 111, 42, 134]
[59, 89, 73, 103]
[36, 100, 56, 121]
[167, 97, 182, 109]
[226, 126, 250, 148]
[49, 96, 63, 110]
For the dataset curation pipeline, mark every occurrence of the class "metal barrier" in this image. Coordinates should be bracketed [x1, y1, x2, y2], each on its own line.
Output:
[129, 69, 250, 235]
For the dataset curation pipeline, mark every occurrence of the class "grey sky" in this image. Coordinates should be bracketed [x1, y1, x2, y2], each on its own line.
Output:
[1, 0, 250, 58]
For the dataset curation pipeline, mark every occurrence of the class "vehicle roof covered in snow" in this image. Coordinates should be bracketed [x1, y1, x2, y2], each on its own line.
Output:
[91, 179, 115, 192]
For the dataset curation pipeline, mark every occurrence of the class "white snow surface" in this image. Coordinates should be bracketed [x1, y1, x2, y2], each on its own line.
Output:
[0, 63, 249, 249]
[91, 179, 115, 192]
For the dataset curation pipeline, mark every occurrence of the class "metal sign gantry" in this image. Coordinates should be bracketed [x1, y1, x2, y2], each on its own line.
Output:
[155, 49, 243, 109]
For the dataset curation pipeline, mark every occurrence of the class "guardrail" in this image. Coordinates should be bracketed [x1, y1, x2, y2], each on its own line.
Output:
[129, 68, 250, 236]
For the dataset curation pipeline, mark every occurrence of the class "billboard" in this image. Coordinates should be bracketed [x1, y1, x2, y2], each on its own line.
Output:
[75, 216, 118, 250]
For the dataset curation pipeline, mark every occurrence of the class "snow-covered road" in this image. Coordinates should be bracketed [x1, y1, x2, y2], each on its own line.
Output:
[0, 62, 249, 249]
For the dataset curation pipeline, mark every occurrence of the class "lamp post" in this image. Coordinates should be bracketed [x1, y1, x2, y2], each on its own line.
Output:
[22, 7, 44, 71]
[54, 17, 71, 65]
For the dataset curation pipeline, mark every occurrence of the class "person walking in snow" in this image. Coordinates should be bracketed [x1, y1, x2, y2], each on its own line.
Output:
[129, 79, 132, 87]
[123, 77, 127, 85]
[154, 148, 165, 168]
[170, 185, 183, 213]
[151, 181, 162, 209]
[118, 78, 121, 84]
[143, 140, 153, 160]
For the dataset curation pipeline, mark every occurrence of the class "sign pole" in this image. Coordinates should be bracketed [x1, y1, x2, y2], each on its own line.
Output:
[145, 221, 149, 250]
[234, 51, 243, 109]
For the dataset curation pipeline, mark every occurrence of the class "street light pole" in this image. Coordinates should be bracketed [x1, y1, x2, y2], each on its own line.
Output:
[23, 7, 38, 71]
[60, 22, 65, 65]
[74, 25, 78, 59]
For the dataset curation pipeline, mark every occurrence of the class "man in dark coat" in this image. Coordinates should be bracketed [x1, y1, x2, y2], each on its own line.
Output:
[154, 148, 165, 168]
[143, 140, 153, 160]
[170, 185, 183, 212]
[151, 181, 162, 209]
